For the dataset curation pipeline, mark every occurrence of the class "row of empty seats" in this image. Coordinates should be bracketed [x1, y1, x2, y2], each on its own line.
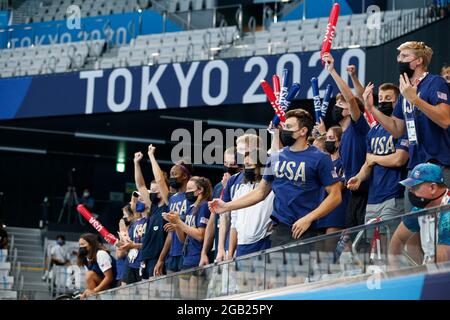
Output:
[21, 0, 151, 23]
[159, 0, 216, 13]
[101, 26, 237, 68]
[0, 40, 105, 78]
[228, 8, 429, 58]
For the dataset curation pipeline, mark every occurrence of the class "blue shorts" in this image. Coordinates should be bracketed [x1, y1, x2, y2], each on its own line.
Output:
[236, 236, 271, 257]
[165, 255, 183, 272]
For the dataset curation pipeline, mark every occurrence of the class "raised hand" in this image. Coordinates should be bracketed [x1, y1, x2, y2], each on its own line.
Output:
[399, 73, 418, 104]
[134, 151, 143, 163]
[363, 82, 375, 113]
[322, 52, 335, 72]
[148, 144, 156, 158]
[346, 65, 356, 76]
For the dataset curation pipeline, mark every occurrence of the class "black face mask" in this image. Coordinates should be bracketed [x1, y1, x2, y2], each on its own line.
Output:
[224, 166, 239, 175]
[124, 219, 131, 227]
[324, 140, 337, 154]
[149, 193, 159, 203]
[333, 106, 344, 123]
[244, 168, 257, 182]
[377, 102, 394, 116]
[169, 177, 181, 189]
[398, 61, 415, 78]
[408, 190, 446, 209]
[185, 191, 198, 203]
[78, 247, 88, 257]
[280, 129, 297, 147]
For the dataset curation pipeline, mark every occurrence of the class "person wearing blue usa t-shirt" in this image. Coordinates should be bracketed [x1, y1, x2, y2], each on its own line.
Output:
[390, 163, 450, 264]
[323, 52, 370, 228]
[147, 144, 193, 275]
[163, 176, 212, 299]
[348, 83, 410, 222]
[366, 42, 450, 213]
[316, 126, 349, 238]
[209, 109, 342, 246]
[132, 150, 169, 280]
[119, 186, 147, 285]
[215, 134, 262, 262]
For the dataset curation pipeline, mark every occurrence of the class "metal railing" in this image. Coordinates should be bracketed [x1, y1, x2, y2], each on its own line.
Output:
[89, 204, 450, 300]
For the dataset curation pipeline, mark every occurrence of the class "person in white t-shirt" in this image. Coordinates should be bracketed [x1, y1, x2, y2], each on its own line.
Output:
[229, 151, 274, 258]
[77, 233, 117, 299]
[50, 235, 70, 266]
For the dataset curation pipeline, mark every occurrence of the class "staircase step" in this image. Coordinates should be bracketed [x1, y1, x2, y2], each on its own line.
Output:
[17, 262, 44, 268]
[14, 246, 44, 252]
[6, 226, 41, 233]
[11, 237, 42, 243]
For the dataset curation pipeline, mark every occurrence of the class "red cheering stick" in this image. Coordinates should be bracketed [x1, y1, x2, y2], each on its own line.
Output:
[77, 204, 119, 245]
[321, 3, 340, 64]
[260, 80, 286, 123]
[365, 109, 377, 127]
[272, 74, 281, 104]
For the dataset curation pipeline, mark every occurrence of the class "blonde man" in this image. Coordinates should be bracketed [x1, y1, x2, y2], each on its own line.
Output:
[365, 41, 450, 193]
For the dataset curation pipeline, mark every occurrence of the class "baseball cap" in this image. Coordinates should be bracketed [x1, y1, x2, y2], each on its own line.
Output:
[399, 163, 444, 187]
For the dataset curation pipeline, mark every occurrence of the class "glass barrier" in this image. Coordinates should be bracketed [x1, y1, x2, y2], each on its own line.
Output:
[89, 204, 449, 300]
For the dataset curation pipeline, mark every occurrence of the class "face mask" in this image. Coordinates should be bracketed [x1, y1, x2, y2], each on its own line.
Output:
[135, 201, 146, 213]
[280, 129, 297, 147]
[124, 219, 131, 227]
[57, 240, 64, 246]
[398, 61, 415, 78]
[83, 192, 90, 198]
[333, 106, 345, 123]
[149, 193, 159, 203]
[78, 247, 88, 257]
[185, 191, 198, 203]
[169, 177, 181, 189]
[377, 102, 394, 116]
[408, 189, 446, 209]
[224, 166, 239, 175]
[324, 140, 337, 154]
[244, 168, 257, 182]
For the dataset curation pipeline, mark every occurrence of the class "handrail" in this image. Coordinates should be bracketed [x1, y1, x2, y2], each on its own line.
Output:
[93, 204, 450, 299]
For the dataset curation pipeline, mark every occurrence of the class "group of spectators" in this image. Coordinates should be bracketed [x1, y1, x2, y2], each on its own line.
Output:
[73, 40, 449, 299]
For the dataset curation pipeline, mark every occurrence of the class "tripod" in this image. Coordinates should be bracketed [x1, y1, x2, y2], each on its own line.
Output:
[57, 169, 84, 225]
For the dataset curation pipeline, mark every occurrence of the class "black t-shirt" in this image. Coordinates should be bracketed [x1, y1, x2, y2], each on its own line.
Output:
[141, 204, 168, 261]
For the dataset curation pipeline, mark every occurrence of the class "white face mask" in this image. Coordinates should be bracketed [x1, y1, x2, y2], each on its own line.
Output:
[83, 192, 90, 197]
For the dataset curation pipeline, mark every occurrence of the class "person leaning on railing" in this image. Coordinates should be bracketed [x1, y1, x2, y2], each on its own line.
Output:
[389, 163, 450, 265]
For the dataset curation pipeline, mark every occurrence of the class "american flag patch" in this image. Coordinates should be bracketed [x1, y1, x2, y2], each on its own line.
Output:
[331, 170, 338, 179]
[200, 217, 209, 225]
[400, 139, 409, 147]
[437, 91, 448, 100]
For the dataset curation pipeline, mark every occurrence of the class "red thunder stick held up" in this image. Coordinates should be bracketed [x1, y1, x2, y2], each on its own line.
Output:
[365, 109, 377, 127]
[260, 80, 286, 122]
[77, 204, 119, 245]
[320, 3, 340, 63]
[272, 74, 281, 104]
